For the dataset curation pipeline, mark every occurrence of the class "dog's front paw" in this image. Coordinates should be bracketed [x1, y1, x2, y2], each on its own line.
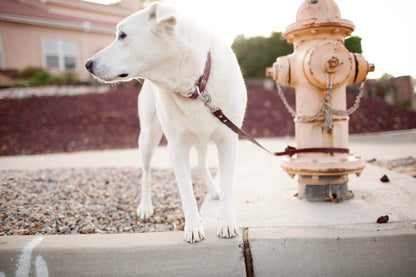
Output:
[184, 224, 205, 243]
[218, 223, 238, 239]
[137, 201, 154, 220]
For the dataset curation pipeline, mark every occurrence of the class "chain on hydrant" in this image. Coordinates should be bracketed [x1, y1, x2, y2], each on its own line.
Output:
[266, 0, 374, 202]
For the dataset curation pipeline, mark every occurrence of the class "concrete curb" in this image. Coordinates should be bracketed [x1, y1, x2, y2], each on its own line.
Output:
[249, 223, 416, 277]
[0, 230, 246, 277]
[1, 223, 415, 276]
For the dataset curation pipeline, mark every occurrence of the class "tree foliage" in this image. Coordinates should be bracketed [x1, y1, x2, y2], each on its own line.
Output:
[232, 33, 363, 78]
[231, 32, 293, 78]
[344, 36, 362, 54]
[379, 73, 394, 80]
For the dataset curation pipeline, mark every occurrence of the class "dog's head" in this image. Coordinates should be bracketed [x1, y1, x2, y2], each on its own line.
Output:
[85, 2, 180, 83]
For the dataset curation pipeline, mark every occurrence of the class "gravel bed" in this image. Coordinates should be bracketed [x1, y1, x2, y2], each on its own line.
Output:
[0, 167, 212, 236]
[368, 156, 416, 177]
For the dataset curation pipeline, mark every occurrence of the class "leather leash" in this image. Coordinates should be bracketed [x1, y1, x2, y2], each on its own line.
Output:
[190, 51, 350, 157]
[212, 108, 349, 157]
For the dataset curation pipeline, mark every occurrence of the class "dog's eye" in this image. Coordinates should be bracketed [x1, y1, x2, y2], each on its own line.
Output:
[118, 31, 127, 40]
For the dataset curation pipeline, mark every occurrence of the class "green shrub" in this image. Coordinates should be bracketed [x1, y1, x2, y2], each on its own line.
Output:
[21, 68, 80, 87]
[28, 71, 57, 87]
[20, 67, 45, 79]
[55, 73, 78, 85]
[402, 101, 411, 109]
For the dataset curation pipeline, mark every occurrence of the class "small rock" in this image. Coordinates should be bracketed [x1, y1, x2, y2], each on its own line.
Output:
[377, 215, 389, 224]
[58, 226, 70, 233]
[380, 175, 390, 183]
[80, 223, 95, 234]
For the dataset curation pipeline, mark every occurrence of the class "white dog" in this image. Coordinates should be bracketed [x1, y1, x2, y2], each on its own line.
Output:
[85, 2, 247, 243]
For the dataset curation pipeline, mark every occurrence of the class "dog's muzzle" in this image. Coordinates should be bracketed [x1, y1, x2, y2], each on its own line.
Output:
[85, 59, 94, 74]
[85, 59, 129, 79]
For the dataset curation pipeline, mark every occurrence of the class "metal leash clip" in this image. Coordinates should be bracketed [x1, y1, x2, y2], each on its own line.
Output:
[195, 85, 219, 113]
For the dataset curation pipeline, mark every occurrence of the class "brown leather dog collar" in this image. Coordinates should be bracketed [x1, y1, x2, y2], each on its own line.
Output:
[188, 51, 211, 99]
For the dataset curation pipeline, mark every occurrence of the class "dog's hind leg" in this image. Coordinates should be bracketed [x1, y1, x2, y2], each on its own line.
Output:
[137, 84, 163, 220]
[195, 144, 220, 200]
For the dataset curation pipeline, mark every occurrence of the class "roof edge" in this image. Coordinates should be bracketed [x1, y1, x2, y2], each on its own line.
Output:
[44, 0, 135, 17]
[0, 13, 114, 34]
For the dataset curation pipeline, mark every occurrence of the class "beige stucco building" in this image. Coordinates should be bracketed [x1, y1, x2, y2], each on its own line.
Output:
[0, 0, 141, 81]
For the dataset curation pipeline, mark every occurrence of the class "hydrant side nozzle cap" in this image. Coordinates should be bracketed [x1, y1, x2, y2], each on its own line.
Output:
[266, 67, 274, 78]
[368, 63, 375, 72]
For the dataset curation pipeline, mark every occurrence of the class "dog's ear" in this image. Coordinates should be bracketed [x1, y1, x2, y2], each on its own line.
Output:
[149, 2, 177, 31]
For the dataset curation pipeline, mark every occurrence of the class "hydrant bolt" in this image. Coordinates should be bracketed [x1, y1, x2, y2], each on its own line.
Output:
[329, 57, 339, 67]
[324, 56, 340, 73]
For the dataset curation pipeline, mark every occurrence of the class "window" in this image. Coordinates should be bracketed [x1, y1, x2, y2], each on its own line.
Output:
[44, 39, 59, 69]
[42, 38, 77, 71]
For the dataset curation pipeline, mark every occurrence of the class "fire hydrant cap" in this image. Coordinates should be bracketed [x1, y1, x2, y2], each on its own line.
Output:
[296, 0, 341, 22]
[284, 0, 354, 41]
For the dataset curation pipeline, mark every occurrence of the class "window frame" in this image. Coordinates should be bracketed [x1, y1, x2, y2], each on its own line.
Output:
[42, 38, 78, 71]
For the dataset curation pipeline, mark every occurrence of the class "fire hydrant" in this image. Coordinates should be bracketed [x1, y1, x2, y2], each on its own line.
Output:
[266, 0, 374, 201]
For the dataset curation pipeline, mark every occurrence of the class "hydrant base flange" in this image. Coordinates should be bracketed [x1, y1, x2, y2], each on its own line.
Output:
[281, 155, 366, 176]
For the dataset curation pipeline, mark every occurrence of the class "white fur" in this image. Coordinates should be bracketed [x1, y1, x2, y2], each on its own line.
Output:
[86, 2, 247, 243]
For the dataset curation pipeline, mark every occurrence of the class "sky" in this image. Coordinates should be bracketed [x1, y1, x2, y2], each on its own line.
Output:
[88, 0, 416, 79]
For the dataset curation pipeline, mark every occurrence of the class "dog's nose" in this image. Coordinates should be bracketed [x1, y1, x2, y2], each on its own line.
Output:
[85, 60, 94, 74]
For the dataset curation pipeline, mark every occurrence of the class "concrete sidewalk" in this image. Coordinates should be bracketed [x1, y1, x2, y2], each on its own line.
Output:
[1, 130, 416, 276]
[1, 130, 415, 171]
[201, 135, 416, 276]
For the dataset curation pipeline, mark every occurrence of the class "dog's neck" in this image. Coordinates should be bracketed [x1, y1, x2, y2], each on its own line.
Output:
[144, 49, 210, 97]
[143, 18, 213, 96]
